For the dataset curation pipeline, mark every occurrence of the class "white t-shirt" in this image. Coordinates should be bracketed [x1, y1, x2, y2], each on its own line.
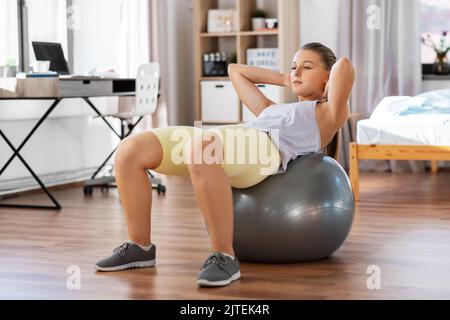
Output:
[245, 100, 322, 173]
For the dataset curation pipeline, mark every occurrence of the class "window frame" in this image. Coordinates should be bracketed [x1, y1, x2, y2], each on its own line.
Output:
[16, 0, 73, 73]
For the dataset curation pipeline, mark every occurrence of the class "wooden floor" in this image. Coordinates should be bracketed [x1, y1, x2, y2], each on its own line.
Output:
[1, 171, 450, 300]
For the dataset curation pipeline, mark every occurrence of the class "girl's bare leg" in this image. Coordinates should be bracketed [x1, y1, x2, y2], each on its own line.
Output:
[114, 131, 163, 246]
[185, 133, 235, 257]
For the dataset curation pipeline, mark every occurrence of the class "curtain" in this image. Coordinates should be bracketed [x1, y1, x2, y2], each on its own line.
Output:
[149, 0, 169, 129]
[0, 0, 19, 69]
[25, 0, 68, 68]
[337, 0, 424, 172]
[118, 0, 149, 78]
[117, 0, 169, 131]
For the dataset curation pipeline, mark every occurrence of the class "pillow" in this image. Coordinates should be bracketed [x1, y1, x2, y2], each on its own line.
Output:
[370, 96, 412, 120]
[370, 89, 450, 119]
[416, 89, 450, 109]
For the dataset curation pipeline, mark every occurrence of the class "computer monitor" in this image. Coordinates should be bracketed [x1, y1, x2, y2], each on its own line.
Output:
[32, 41, 70, 75]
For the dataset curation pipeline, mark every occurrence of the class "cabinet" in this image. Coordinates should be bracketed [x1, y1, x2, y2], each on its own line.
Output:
[201, 80, 240, 123]
[194, 0, 300, 125]
[242, 83, 280, 121]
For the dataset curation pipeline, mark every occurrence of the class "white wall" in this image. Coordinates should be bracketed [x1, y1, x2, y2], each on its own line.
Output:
[72, 0, 123, 75]
[166, 0, 195, 126]
[0, 114, 118, 179]
[0, 98, 120, 181]
[300, 0, 340, 54]
[422, 79, 450, 92]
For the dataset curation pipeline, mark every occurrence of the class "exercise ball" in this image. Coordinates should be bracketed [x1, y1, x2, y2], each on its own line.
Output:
[232, 153, 355, 263]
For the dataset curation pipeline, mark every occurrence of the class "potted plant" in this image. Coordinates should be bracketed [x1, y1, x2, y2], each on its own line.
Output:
[251, 9, 267, 31]
[3, 57, 18, 78]
[229, 51, 237, 64]
[422, 31, 450, 75]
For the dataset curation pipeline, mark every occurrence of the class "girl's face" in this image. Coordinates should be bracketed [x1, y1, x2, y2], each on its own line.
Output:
[290, 50, 330, 100]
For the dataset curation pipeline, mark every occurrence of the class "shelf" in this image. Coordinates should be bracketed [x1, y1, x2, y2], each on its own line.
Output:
[200, 76, 230, 81]
[422, 74, 450, 80]
[194, 0, 300, 123]
[201, 121, 242, 126]
[200, 32, 238, 37]
[200, 30, 279, 37]
[239, 30, 279, 36]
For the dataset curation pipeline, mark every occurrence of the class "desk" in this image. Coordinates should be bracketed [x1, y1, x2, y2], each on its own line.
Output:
[0, 78, 138, 210]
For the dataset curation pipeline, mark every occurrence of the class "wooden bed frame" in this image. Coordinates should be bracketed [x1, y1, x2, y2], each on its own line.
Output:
[349, 143, 450, 201]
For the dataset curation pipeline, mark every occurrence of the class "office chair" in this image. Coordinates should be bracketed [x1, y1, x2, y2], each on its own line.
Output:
[83, 63, 166, 196]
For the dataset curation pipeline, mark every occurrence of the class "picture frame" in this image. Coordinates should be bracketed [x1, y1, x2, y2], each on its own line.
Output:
[207, 9, 237, 33]
[247, 48, 279, 71]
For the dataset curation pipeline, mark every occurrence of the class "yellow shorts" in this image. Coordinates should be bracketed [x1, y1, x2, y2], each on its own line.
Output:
[150, 124, 281, 189]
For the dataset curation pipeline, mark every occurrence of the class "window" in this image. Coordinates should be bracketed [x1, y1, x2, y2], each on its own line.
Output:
[420, 0, 450, 64]
[71, 0, 149, 77]
[0, 0, 19, 68]
[0, 0, 149, 76]
[25, 0, 68, 66]
[71, 0, 123, 75]
[1, 0, 69, 72]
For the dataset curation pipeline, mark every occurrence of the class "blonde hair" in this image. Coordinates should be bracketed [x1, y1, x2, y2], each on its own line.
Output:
[301, 42, 337, 71]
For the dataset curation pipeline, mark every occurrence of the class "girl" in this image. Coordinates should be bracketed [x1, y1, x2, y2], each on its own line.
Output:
[95, 42, 355, 287]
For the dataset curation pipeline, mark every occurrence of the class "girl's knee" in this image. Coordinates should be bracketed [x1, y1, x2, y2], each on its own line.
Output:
[115, 137, 140, 168]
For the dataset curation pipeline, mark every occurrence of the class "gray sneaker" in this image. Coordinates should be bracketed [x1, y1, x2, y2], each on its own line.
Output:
[196, 252, 241, 287]
[95, 242, 156, 272]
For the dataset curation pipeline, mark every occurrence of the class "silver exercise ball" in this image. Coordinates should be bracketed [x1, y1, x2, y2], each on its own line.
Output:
[232, 153, 355, 263]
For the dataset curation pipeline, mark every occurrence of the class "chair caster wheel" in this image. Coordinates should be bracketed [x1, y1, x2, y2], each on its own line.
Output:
[83, 186, 93, 196]
[157, 185, 166, 195]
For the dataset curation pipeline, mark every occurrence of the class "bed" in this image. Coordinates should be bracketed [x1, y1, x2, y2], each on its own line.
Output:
[350, 90, 450, 201]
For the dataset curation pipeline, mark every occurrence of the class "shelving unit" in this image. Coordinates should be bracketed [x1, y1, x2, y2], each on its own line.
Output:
[194, 0, 300, 126]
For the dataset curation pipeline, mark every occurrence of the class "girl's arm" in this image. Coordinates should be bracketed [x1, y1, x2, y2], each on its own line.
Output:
[326, 57, 355, 129]
[228, 64, 291, 117]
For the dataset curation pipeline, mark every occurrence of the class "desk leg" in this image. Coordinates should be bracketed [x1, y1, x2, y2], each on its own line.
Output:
[83, 97, 144, 180]
[0, 99, 62, 210]
[83, 97, 121, 139]
[81, 97, 166, 196]
[349, 142, 360, 202]
[1, 99, 61, 175]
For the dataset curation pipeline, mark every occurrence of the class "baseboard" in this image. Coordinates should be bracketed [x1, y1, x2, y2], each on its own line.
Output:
[0, 167, 110, 199]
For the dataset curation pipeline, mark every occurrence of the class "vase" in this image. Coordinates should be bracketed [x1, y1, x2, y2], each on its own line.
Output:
[433, 53, 450, 75]
[252, 18, 265, 31]
[2, 66, 17, 78]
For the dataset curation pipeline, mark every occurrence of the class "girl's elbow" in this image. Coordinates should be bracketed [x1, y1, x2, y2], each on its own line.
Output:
[334, 57, 355, 74]
[228, 63, 242, 74]
[338, 57, 353, 67]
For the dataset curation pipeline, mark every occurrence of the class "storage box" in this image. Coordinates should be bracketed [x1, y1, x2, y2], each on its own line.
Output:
[0, 77, 58, 98]
[201, 81, 239, 123]
[207, 9, 237, 32]
[203, 61, 228, 77]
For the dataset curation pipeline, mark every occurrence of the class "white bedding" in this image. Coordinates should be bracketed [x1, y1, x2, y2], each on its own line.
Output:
[357, 89, 450, 145]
